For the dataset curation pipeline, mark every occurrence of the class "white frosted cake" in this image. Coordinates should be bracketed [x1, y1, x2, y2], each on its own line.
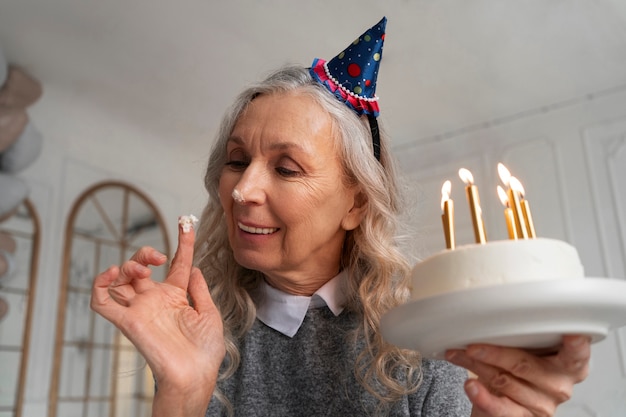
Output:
[411, 238, 584, 300]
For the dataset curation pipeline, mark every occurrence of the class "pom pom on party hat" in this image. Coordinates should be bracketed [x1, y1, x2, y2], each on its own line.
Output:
[309, 17, 386, 117]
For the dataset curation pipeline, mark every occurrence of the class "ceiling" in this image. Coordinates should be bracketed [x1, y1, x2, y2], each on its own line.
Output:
[1, 0, 626, 151]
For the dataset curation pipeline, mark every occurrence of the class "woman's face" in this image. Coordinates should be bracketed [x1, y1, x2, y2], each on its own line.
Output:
[218, 92, 364, 294]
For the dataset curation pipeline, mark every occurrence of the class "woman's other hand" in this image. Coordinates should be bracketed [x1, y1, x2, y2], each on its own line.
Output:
[446, 335, 591, 417]
[91, 222, 225, 416]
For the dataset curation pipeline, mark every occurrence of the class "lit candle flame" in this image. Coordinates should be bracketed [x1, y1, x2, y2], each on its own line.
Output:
[498, 163, 527, 238]
[510, 177, 526, 198]
[497, 185, 518, 239]
[497, 163, 512, 187]
[497, 186, 509, 207]
[441, 180, 452, 210]
[509, 176, 535, 238]
[440, 180, 455, 249]
[458, 168, 474, 185]
[510, 176, 525, 198]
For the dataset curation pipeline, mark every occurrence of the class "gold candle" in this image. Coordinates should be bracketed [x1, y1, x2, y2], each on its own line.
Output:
[511, 177, 536, 238]
[507, 182, 528, 239]
[497, 185, 518, 240]
[458, 168, 487, 244]
[497, 163, 528, 239]
[441, 180, 455, 249]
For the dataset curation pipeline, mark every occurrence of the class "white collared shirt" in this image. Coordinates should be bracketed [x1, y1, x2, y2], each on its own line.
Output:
[252, 271, 348, 337]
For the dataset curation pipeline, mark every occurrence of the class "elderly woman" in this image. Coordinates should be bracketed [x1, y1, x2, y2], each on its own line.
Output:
[91, 18, 590, 417]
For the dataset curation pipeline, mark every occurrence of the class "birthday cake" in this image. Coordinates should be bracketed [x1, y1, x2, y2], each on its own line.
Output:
[410, 238, 584, 301]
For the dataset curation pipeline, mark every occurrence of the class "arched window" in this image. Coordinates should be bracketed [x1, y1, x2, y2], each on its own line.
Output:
[0, 199, 41, 417]
[49, 181, 170, 417]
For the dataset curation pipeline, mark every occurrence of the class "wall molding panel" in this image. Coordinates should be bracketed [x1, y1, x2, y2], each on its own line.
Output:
[583, 116, 626, 280]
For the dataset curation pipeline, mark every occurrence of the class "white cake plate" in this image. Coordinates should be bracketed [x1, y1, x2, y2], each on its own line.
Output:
[381, 278, 626, 359]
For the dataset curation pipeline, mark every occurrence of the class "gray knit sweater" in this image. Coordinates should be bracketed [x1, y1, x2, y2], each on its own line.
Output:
[206, 306, 472, 416]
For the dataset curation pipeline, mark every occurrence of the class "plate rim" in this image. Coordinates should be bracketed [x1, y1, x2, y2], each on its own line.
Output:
[381, 277, 626, 358]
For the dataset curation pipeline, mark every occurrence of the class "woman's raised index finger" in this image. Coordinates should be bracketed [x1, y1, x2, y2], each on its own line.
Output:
[166, 215, 199, 289]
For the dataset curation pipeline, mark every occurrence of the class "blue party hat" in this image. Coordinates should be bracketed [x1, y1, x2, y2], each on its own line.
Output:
[310, 17, 386, 117]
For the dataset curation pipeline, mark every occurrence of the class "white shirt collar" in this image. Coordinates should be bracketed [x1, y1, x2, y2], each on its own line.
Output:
[252, 271, 347, 338]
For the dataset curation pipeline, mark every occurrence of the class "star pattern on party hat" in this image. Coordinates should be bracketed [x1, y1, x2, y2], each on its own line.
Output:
[310, 17, 387, 117]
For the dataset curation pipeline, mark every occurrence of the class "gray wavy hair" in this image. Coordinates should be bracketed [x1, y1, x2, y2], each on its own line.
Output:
[194, 65, 421, 412]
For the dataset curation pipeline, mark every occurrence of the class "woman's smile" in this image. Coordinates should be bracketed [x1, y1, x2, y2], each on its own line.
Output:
[237, 221, 279, 235]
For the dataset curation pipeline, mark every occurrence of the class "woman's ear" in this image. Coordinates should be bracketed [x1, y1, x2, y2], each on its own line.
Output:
[341, 190, 367, 231]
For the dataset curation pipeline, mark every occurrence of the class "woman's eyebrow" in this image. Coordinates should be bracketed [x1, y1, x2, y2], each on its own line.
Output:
[268, 141, 309, 154]
[227, 136, 313, 156]
[226, 136, 244, 146]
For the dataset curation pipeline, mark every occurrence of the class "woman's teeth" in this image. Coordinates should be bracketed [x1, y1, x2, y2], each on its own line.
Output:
[238, 222, 278, 235]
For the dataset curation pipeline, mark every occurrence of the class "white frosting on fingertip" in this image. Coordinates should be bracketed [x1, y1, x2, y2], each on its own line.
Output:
[178, 214, 199, 233]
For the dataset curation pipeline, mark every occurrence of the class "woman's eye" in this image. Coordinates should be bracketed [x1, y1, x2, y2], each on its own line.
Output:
[225, 160, 248, 170]
[276, 166, 301, 177]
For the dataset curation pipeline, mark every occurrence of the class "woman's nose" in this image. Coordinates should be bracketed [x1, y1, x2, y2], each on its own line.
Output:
[233, 164, 267, 205]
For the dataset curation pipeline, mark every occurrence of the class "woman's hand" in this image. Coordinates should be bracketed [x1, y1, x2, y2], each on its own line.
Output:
[446, 335, 591, 417]
[91, 222, 225, 416]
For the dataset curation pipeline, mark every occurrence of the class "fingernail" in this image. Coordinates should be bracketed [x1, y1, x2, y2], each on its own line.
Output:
[466, 380, 479, 398]
[569, 336, 586, 346]
[445, 351, 458, 362]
